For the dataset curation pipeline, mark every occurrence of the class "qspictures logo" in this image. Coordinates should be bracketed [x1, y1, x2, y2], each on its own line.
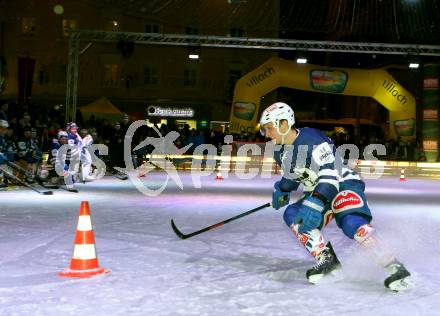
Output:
[382, 80, 408, 104]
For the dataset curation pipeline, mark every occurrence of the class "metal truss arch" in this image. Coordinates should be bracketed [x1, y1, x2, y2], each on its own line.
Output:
[65, 30, 440, 121]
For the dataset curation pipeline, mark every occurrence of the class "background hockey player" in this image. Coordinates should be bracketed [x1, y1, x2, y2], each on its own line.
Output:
[4, 126, 17, 163]
[107, 122, 126, 177]
[16, 127, 42, 183]
[0, 119, 9, 188]
[47, 130, 69, 185]
[64, 122, 82, 188]
[259, 102, 411, 291]
[79, 128, 94, 182]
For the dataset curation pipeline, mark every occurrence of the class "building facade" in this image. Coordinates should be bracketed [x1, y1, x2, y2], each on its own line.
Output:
[0, 0, 279, 126]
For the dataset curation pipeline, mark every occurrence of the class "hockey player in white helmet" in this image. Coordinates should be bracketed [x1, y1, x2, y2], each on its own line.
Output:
[260, 102, 411, 291]
[79, 128, 94, 182]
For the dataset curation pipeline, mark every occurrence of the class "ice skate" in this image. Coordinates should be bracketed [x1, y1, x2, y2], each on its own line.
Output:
[384, 260, 412, 292]
[306, 242, 341, 284]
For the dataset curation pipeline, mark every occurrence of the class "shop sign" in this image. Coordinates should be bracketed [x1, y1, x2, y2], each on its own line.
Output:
[147, 106, 194, 117]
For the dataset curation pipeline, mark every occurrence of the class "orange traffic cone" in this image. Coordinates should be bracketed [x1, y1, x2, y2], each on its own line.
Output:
[59, 201, 109, 278]
[215, 164, 224, 180]
[399, 168, 406, 182]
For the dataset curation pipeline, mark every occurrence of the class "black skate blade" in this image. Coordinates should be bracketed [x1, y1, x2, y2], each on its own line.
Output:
[386, 276, 414, 292]
[41, 184, 60, 189]
[60, 186, 79, 193]
[307, 265, 343, 284]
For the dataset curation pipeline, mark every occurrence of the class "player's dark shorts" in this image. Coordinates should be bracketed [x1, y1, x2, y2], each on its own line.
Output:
[283, 179, 372, 229]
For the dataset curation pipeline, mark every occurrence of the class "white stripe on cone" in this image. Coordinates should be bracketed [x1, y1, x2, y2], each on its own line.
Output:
[77, 215, 93, 231]
[73, 244, 97, 260]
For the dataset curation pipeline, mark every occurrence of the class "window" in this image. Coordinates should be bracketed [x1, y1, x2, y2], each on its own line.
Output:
[39, 66, 50, 85]
[21, 17, 37, 37]
[227, 69, 242, 99]
[62, 19, 78, 37]
[229, 27, 244, 37]
[185, 26, 199, 35]
[106, 20, 120, 32]
[54, 64, 66, 84]
[144, 66, 159, 85]
[184, 67, 197, 87]
[102, 64, 119, 87]
[146, 24, 160, 33]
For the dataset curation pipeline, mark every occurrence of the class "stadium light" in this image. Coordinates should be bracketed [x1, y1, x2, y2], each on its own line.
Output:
[409, 63, 419, 69]
[189, 54, 199, 60]
[296, 58, 307, 64]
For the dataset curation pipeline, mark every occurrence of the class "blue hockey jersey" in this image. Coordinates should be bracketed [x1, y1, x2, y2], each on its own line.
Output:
[275, 128, 362, 202]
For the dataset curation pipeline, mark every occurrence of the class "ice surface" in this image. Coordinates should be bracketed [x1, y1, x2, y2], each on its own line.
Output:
[1, 172, 440, 316]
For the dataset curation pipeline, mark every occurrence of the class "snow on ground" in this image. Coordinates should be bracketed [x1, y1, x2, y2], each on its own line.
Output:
[0, 172, 440, 316]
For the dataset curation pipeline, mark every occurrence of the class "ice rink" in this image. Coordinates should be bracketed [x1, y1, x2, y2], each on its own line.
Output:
[1, 172, 440, 316]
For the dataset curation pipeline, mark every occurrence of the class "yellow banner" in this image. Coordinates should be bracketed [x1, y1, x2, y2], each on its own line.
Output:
[230, 57, 415, 138]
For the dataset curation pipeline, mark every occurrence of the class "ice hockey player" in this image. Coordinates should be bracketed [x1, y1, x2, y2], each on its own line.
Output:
[47, 130, 69, 185]
[66, 122, 82, 150]
[65, 122, 82, 186]
[0, 119, 9, 188]
[79, 128, 94, 182]
[16, 126, 42, 183]
[259, 102, 411, 291]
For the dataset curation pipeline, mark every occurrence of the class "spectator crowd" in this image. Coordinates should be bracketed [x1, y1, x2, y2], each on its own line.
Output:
[0, 100, 431, 189]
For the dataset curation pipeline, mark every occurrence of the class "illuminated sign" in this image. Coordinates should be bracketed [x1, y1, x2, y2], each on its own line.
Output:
[423, 140, 438, 151]
[147, 106, 194, 117]
[424, 78, 439, 89]
[423, 109, 438, 120]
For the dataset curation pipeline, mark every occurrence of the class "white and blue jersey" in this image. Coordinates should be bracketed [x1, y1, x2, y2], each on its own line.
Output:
[275, 128, 371, 225]
[68, 133, 81, 151]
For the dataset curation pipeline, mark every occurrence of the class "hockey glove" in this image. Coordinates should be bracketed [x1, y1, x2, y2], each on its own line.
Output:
[272, 181, 290, 210]
[294, 195, 325, 233]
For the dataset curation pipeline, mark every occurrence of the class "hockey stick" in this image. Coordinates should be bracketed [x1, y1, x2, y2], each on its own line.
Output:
[112, 167, 128, 180]
[6, 160, 59, 189]
[6, 160, 44, 181]
[59, 185, 79, 193]
[171, 202, 271, 240]
[0, 166, 53, 195]
[6, 160, 37, 176]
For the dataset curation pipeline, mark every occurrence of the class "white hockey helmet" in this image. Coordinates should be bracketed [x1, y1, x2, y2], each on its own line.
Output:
[57, 130, 68, 138]
[259, 102, 295, 136]
[66, 122, 78, 131]
[0, 119, 9, 128]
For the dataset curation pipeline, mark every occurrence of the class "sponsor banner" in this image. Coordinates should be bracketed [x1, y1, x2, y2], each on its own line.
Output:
[310, 70, 348, 93]
[232, 102, 256, 121]
[245, 67, 275, 88]
[229, 101, 258, 134]
[230, 57, 415, 137]
[394, 118, 416, 137]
